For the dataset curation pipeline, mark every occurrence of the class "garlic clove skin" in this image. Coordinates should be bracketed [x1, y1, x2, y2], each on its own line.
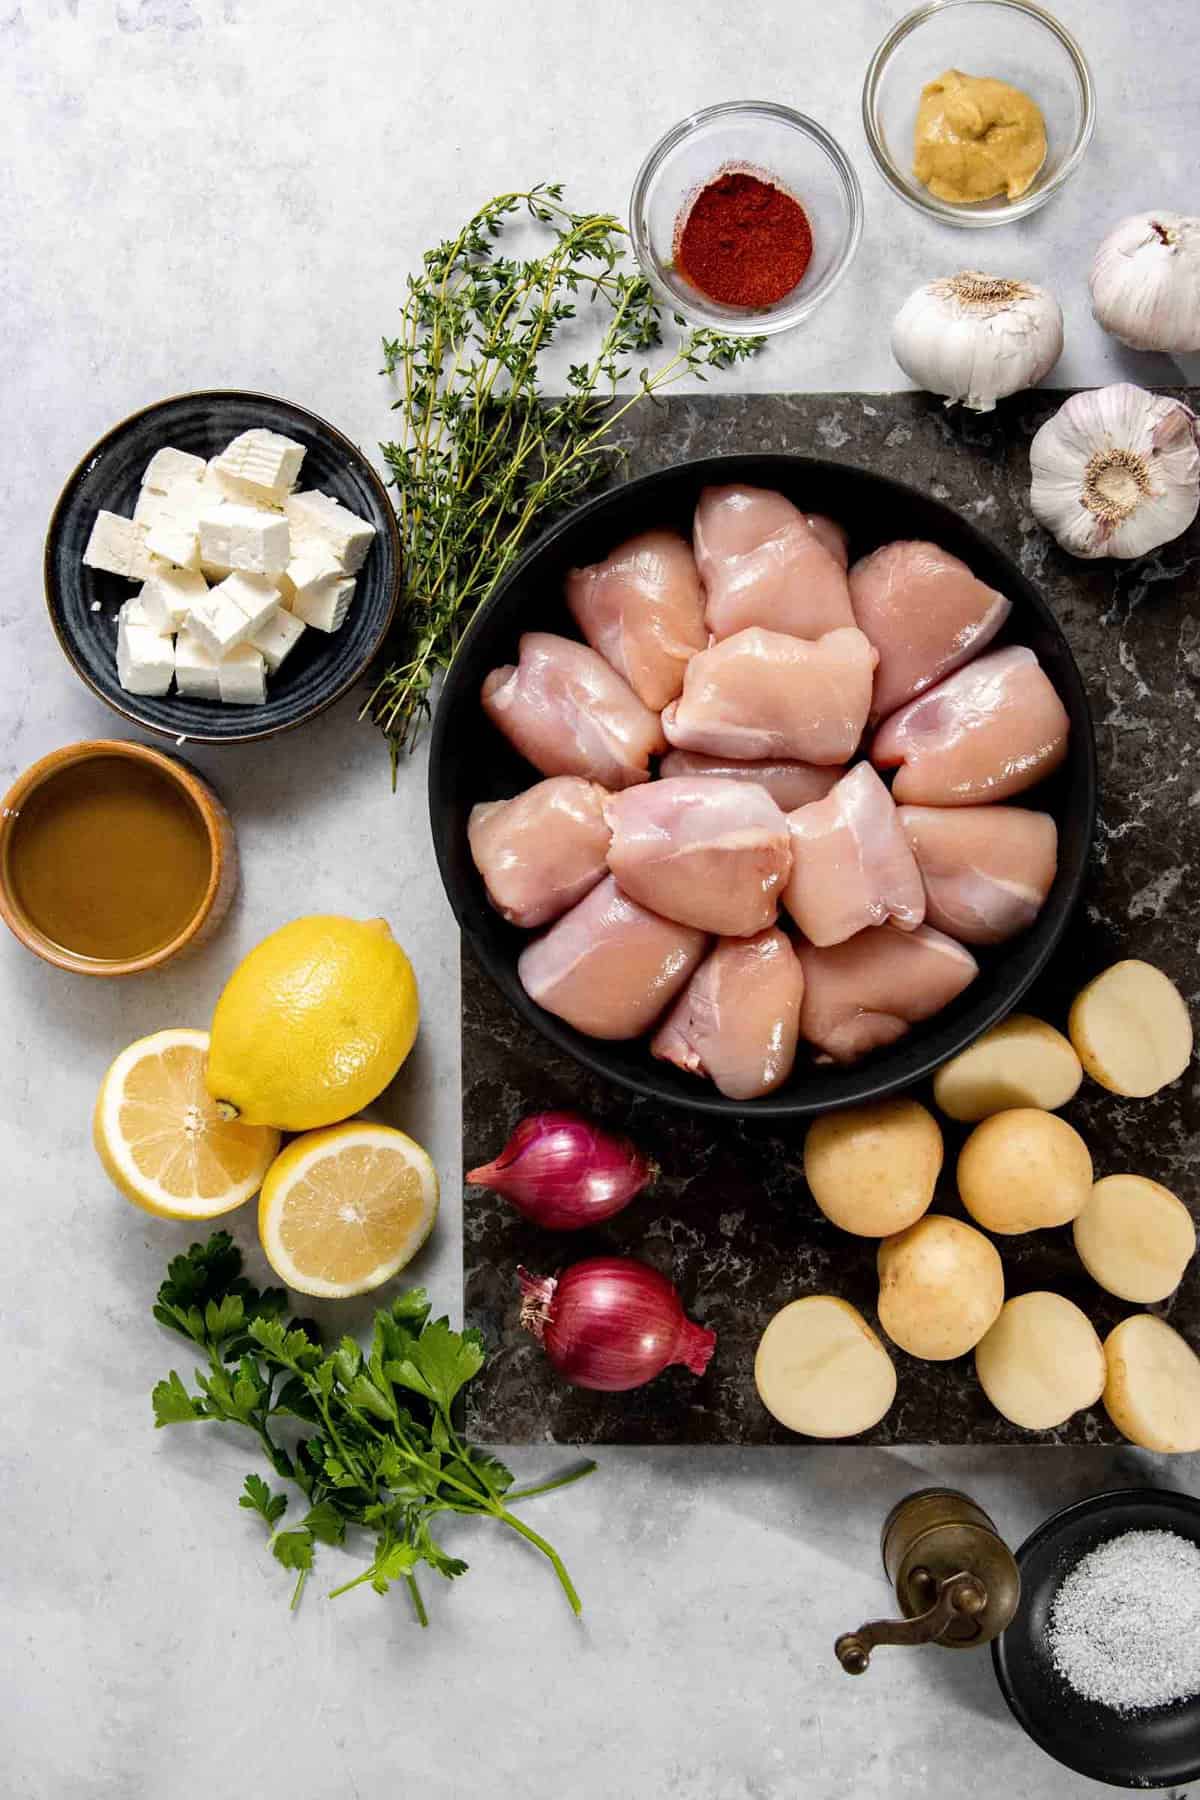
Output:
[1090, 213, 1200, 353]
[891, 272, 1064, 413]
[1029, 383, 1200, 560]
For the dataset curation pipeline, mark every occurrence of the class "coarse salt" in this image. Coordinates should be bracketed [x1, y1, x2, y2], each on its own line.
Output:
[1048, 1528, 1200, 1713]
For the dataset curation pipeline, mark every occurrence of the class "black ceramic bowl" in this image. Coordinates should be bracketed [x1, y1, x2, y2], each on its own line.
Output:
[993, 1488, 1200, 1789]
[429, 453, 1096, 1117]
[45, 390, 401, 743]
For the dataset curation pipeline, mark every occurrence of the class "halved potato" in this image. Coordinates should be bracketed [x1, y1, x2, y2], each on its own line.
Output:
[754, 1295, 896, 1438]
[804, 1098, 942, 1237]
[974, 1292, 1106, 1430]
[1074, 1174, 1196, 1304]
[933, 1014, 1082, 1122]
[958, 1108, 1092, 1235]
[877, 1215, 1004, 1360]
[1069, 960, 1193, 1098]
[1103, 1314, 1200, 1453]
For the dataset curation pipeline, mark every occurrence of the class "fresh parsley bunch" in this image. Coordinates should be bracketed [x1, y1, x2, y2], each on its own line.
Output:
[152, 1233, 593, 1620]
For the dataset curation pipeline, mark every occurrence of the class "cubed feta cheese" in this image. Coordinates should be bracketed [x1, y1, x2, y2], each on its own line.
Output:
[248, 605, 306, 673]
[292, 575, 355, 633]
[133, 489, 173, 529]
[117, 610, 174, 696]
[83, 511, 161, 582]
[138, 566, 208, 633]
[284, 490, 376, 573]
[188, 572, 278, 656]
[212, 428, 306, 501]
[120, 594, 154, 629]
[284, 540, 342, 605]
[218, 643, 268, 706]
[174, 628, 222, 701]
[144, 517, 201, 571]
[142, 446, 206, 495]
[198, 503, 290, 577]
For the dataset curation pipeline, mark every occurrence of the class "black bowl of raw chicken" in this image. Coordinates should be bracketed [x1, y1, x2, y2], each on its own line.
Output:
[429, 455, 1096, 1117]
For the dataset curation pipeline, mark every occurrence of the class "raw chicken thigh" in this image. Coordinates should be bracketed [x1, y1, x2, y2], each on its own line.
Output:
[662, 626, 877, 765]
[517, 875, 707, 1040]
[872, 647, 1070, 806]
[468, 776, 611, 929]
[604, 777, 792, 938]
[849, 540, 1012, 721]
[566, 528, 708, 711]
[651, 928, 805, 1099]
[898, 805, 1058, 945]
[658, 751, 842, 812]
[798, 922, 979, 1063]
[782, 763, 925, 947]
[481, 632, 665, 790]
[695, 484, 855, 641]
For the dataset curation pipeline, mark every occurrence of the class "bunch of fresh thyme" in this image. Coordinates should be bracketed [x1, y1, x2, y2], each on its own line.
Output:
[363, 183, 762, 768]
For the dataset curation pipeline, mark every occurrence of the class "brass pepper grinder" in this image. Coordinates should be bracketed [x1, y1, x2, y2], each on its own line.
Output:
[836, 1488, 1020, 1674]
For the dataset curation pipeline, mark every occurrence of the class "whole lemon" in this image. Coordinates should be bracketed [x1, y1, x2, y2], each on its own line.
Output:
[206, 916, 418, 1130]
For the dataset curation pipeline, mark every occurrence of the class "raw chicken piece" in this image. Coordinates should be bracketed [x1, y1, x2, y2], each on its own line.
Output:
[662, 626, 877, 765]
[898, 804, 1058, 945]
[872, 647, 1070, 806]
[659, 750, 841, 812]
[782, 763, 925, 946]
[651, 928, 805, 1099]
[481, 632, 665, 790]
[518, 876, 707, 1040]
[604, 777, 791, 938]
[694, 484, 855, 640]
[468, 777, 611, 929]
[566, 528, 708, 711]
[798, 922, 979, 1063]
[849, 540, 1012, 720]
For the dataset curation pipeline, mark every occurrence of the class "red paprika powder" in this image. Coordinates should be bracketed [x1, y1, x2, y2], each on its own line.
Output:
[675, 169, 813, 308]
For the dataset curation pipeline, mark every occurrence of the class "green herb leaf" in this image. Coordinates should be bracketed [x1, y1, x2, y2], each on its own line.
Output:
[151, 1370, 202, 1426]
[240, 1473, 288, 1526]
[386, 1318, 485, 1415]
[271, 1529, 314, 1573]
[300, 1499, 346, 1546]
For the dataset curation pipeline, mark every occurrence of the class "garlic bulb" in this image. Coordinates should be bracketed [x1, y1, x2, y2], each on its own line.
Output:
[1029, 384, 1200, 560]
[1090, 213, 1200, 353]
[891, 272, 1063, 412]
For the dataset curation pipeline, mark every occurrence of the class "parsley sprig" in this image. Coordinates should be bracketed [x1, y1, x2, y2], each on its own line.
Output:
[152, 1233, 593, 1620]
[363, 182, 763, 769]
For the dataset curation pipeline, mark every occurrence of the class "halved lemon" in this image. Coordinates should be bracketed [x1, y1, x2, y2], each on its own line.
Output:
[95, 1029, 280, 1219]
[257, 1122, 439, 1298]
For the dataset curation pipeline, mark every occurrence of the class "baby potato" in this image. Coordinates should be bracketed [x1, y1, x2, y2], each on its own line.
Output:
[1074, 1174, 1196, 1304]
[957, 1108, 1092, 1234]
[1103, 1314, 1200, 1453]
[974, 1292, 1106, 1431]
[804, 1097, 942, 1237]
[877, 1215, 1004, 1360]
[754, 1295, 897, 1438]
[1070, 959, 1193, 1098]
[933, 1014, 1082, 1122]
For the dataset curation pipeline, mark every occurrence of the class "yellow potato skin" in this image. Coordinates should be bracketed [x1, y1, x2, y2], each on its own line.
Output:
[1103, 1315, 1200, 1454]
[933, 1014, 1082, 1123]
[957, 1108, 1092, 1234]
[877, 1215, 1004, 1361]
[804, 1098, 942, 1237]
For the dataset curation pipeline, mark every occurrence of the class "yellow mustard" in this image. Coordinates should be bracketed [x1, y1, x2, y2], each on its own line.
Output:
[913, 68, 1047, 205]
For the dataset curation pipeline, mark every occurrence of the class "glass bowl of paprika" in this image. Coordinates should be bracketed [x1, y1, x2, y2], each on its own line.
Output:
[629, 101, 864, 335]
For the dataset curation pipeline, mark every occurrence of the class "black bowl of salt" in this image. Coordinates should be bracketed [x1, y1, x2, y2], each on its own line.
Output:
[993, 1487, 1200, 1789]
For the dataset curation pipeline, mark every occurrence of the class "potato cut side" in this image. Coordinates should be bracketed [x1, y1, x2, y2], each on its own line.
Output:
[754, 1295, 896, 1438]
[1069, 960, 1193, 1098]
[876, 1214, 1004, 1361]
[803, 1097, 942, 1238]
[975, 1291, 1106, 1431]
[933, 1014, 1082, 1122]
[1074, 1174, 1196, 1304]
[1103, 1314, 1200, 1453]
[957, 1107, 1092, 1235]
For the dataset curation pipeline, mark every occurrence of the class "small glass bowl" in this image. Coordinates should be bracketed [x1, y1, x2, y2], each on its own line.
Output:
[863, 0, 1095, 227]
[629, 101, 863, 336]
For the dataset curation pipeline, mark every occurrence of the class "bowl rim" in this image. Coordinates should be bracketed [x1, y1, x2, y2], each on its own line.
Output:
[43, 387, 403, 746]
[629, 99, 864, 335]
[862, 0, 1096, 229]
[428, 450, 1098, 1118]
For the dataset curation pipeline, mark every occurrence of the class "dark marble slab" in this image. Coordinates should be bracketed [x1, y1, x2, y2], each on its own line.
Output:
[462, 389, 1200, 1446]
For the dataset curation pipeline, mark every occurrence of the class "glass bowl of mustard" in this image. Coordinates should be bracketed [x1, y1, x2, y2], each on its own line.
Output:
[630, 101, 863, 335]
[863, 0, 1095, 226]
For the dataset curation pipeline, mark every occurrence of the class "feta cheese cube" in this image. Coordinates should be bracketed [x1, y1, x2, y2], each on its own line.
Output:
[119, 594, 154, 629]
[133, 488, 173, 529]
[83, 511, 161, 581]
[284, 540, 341, 604]
[292, 575, 355, 633]
[248, 605, 306, 673]
[284, 490, 376, 573]
[117, 610, 174, 696]
[174, 628, 222, 701]
[212, 428, 306, 501]
[138, 566, 208, 633]
[198, 503, 290, 577]
[188, 572, 278, 656]
[142, 447, 206, 495]
[144, 517, 201, 571]
[217, 643, 268, 706]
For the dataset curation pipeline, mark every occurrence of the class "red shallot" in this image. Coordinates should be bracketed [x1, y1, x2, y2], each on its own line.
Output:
[518, 1257, 716, 1391]
[467, 1111, 653, 1231]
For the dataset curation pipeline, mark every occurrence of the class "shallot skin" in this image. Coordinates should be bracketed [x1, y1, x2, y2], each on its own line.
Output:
[519, 1259, 716, 1392]
[467, 1111, 652, 1231]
